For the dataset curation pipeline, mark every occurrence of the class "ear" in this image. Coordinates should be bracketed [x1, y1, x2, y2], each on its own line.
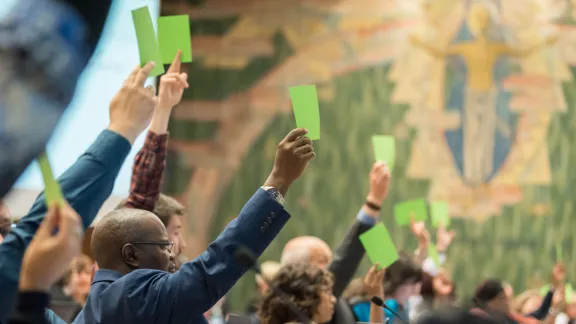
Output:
[121, 244, 139, 268]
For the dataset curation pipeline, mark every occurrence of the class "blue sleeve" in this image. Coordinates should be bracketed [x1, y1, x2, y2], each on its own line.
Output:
[128, 189, 290, 323]
[384, 299, 399, 320]
[356, 208, 377, 226]
[527, 289, 553, 320]
[0, 129, 131, 322]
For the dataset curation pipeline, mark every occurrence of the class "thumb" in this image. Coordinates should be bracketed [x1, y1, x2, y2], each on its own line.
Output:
[36, 204, 60, 238]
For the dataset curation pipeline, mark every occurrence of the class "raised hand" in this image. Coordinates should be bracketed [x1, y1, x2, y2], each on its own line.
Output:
[108, 62, 158, 143]
[158, 50, 189, 110]
[19, 203, 83, 292]
[410, 215, 430, 247]
[366, 162, 391, 206]
[436, 223, 456, 253]
[364, 264, 385, 297]
[264, 128, 315, 196]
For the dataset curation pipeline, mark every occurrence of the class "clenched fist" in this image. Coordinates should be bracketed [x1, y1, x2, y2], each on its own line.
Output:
[108, 62, 158, 143]
[264, 128, 315, 196]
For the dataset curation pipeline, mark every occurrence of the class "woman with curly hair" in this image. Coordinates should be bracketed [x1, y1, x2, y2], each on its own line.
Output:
[259, 263, 336, 324]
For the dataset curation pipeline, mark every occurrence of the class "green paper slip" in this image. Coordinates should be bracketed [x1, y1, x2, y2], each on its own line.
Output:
[430, 201, 450, 228]
[158, 15, 193, 64]
[359, 223, 399, 268]
[37, 153, 65, 208]
[556, 242, 563, 261]
[566, 284, 574, 303]
[394, 199, 428, 225]
[539, 284, 550, 296]
[289, 85, 321, 140]
[371, 135, 395, 171]
[427, 244, 441, 267]
[132, 6, 165, 77]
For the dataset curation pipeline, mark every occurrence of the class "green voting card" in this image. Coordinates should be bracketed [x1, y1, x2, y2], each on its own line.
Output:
[37, 153, 64, 208]
[566, 284, 574, 303]
[431, 201, 450, 228]
[427, 243, 441, 267]
[132, 6, 165, 77]
[158, 15, 192, 64]
[394, 199, 427, 225]
[289, 85, 320, 140]
[359, 223, 399, 268]
[371, 136, 395, 171]
[539, 284, 550, 296]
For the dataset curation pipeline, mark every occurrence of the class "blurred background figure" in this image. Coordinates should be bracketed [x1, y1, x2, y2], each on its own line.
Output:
[48, 255, 93, 322]
[245, 261, 281, 322]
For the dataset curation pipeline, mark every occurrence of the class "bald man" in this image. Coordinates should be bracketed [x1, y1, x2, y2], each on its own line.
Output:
[74, 128, 316, 324]
[281, 162, 391, 324]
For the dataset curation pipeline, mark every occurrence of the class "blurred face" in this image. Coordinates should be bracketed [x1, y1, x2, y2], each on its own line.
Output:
[166, 215, 186, 257]
[312, 289, 336, 323]
[396, 281, 422, 305]
[486, 292, 510, 314]
[125, 217, 175, 272]
[308, 244, 333, 269]
[68, 266, 92, 301]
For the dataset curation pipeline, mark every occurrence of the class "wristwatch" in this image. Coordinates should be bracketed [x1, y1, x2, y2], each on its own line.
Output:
[262, 186, 285, 205]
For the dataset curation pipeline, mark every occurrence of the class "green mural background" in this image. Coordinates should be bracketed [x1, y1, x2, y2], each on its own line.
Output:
[163, 1, 576, 312]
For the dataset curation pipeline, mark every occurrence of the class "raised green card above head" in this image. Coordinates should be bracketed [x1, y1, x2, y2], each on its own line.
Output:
[372, 135, 395, 171]
[132, 6, 165, 77]
[158, 15, 192, 64]
[430, 201, 450, 228]
[359, 223, 399, 268]
[37, 152, 65, 209]
[289, 85, 320, 140]
[394, 199, 427, 225]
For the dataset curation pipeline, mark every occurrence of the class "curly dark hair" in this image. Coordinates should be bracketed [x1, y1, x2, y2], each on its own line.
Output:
[259, 263, 334, 324]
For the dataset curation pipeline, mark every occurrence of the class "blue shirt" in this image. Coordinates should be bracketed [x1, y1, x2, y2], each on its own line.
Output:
[0, 130, 131, 324]
[73, 189, 291, 324]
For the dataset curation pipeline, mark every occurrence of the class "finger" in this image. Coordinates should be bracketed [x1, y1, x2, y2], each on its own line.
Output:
[178, 73, 189, 88]
[284, 128, 308, 142]
[294, 144, 313, 155]
[123, 65, 141, 86]
[57, 203, 83, 241]
[167, 50, 182, 73]
[293, 136, 313, 148]
[300, 151, 315, 161]
[36, 203, 60, 238]
[133, 62, 156, 87]
[145, 85, 156, 96]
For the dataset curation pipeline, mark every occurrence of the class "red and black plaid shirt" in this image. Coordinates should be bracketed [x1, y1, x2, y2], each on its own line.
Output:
[124, 131, 168, 211]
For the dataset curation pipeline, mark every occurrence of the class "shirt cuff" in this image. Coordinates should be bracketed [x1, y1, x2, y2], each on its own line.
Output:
[145, 131, 168, 154]
[15, 291, 49, 311]
[356, 208, 377, 226]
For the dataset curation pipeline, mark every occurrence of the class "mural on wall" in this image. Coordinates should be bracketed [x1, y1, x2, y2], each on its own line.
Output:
[396, 0, 572, 220]
[164, 0, 576, 310]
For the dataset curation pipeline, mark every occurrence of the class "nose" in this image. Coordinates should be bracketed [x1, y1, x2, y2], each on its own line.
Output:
[169, 251, 176, 261]
[180, 235, 187, 250]
[331, 295, 336, 304]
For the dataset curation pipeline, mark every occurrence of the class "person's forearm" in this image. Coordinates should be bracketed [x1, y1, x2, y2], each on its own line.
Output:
[0, 129, 131, 321]
[124, 131, 168, 211]
[148, 105, 172, 135]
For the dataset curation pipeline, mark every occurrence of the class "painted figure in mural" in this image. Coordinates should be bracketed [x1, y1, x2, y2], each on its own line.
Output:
[409, 1, 555, 187]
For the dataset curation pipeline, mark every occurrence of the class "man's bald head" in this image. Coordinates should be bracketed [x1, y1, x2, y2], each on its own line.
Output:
[92, 209, 171, 272]
[281, 236, 332, 269]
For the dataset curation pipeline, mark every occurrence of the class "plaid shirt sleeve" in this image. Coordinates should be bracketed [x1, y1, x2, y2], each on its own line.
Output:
[124, 131, 168, 211]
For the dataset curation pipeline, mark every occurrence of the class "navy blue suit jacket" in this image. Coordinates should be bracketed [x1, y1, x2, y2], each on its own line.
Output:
[73, 188, 290, 324]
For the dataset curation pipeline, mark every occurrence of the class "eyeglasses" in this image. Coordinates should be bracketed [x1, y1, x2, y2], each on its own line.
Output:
[130, 241, 174, 252]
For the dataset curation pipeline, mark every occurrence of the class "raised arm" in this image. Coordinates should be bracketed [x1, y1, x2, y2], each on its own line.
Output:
[124, 51, 188, 211]
[497, 35, 557, 58]
[409, 35, 465, 59]
[329, 162, 391, 298]
[0, 62, 157, 321]
[161, 128, 316, 321]
[364, 265, 386, 324]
